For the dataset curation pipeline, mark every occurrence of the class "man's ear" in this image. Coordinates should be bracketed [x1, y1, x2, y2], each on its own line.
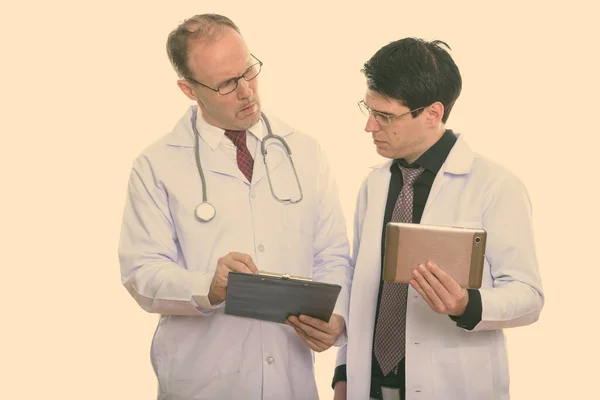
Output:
[425, 102, 445, 126]
[177, 79, 198, 101]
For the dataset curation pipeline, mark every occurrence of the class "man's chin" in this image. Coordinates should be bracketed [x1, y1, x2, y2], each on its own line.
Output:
[237, 107, 261, 129]
[374, 145, 391, 158]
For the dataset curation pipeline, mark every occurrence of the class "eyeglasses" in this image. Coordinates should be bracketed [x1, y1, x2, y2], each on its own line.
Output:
[186, 54, 263, 95]
[358, 100, 425, 126]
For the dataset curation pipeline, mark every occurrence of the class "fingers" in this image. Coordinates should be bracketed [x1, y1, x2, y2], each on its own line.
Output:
[295, 314, 327, 331]
[223, 259, 254, 274]
[409, 279, 436, 310]
[209, 252, 258, 303]
[411, 267, 447, 312]
[412, 264, 450, 310]
[286, 316, 331, 344]
[294, 327, 328, 352]
[227, 252, 258, 273]
[218, 252, 257, 274]
[287, 318, 331, 352]
[424, 261, 463, 295]
[411, 261, 468, 315]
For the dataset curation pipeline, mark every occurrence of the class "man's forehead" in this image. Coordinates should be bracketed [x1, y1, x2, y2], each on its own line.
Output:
[211, 54, 253, 83]
[365, 90, 404, 110]
[189, 44, 252, 82]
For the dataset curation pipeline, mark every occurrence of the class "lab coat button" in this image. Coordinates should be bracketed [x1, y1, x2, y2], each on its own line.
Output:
[266, 356, 274, 364]
[258, 244, 265, 252]
[250, 190, 256, 198]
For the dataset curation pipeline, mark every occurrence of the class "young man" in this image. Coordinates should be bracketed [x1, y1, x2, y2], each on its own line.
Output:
[332, 38, 544, 400]
[118, 14, 352, 399]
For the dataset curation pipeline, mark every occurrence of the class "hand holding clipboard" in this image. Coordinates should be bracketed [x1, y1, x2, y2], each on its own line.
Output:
[225, 270, 345, 353]
[224, 270, 341, 324]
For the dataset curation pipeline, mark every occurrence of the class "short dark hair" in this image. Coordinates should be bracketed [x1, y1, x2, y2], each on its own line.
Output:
[166, 14, 241, 79]
[362, 38, 462, 123]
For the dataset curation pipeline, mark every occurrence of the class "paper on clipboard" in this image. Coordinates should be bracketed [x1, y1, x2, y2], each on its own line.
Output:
[224, 270, 342, 324]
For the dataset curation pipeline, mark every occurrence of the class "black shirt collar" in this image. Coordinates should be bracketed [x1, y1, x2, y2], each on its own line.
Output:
[394, 129, 457, 174]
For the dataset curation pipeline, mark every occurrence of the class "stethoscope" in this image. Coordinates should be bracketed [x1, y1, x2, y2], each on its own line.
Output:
[191, 106, 303, 222]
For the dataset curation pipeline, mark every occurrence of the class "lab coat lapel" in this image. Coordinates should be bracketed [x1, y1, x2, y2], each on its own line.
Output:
[200, 143, 248, 182]
[347, 161, 392, 399]
[165, 106, 249, 183]
[421, 134, 473, 223]
[166, 106, 295, 185]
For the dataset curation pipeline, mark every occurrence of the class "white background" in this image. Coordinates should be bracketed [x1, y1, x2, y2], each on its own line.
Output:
[1, 1, 599, 398]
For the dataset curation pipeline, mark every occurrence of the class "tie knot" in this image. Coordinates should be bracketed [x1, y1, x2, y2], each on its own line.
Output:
[399, 165, 425, 186]
[224, 130, 247, 149]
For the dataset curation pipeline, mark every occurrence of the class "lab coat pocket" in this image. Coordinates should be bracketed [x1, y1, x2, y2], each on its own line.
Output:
[431, 346, 493, 400]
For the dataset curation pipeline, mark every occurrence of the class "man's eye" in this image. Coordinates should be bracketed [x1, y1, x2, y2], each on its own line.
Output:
[219, 79, 236, 89]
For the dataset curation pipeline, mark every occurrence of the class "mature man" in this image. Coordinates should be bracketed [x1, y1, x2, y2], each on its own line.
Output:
[333, 38, 544, 400]
[118, 14, 352, 399]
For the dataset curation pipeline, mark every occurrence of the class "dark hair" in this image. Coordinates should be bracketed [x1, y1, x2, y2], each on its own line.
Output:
[166, 14, 241, 79]
[362, 38, 462, 123]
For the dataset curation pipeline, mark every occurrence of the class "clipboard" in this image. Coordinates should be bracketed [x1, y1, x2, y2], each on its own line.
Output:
[383, 222, 487, 289]
[224, 271, 342, 324]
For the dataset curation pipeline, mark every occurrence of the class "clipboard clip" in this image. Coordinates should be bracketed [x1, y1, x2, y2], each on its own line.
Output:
[258, 270, 313, 282]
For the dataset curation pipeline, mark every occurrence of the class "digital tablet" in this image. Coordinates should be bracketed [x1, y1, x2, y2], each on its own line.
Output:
[224, 271, 342, 324]
[383, 222, 487, 289]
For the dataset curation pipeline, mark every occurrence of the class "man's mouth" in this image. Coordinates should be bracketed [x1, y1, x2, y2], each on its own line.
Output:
[240, 102, 255, 112]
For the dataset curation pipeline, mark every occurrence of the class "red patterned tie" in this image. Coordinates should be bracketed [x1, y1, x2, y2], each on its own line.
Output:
[224, 130, 254, 182]
[374, 165, 425, 376]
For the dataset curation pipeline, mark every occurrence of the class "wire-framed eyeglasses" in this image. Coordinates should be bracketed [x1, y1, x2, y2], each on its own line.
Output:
[186, 54, 263, 95]
[358, 100, 425, 126]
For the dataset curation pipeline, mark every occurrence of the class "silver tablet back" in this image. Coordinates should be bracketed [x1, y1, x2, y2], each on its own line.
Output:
[383, 222, 487, 289]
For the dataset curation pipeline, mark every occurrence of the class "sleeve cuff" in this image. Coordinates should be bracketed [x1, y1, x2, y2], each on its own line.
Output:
[449, 289, 482, 330]
[190, 271, 225, 316]
[331, 364, 347, 389]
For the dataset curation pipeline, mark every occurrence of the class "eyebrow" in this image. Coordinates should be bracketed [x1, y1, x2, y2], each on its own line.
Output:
[374, 109, 394, 117]
[215, 59, 255, 87]
[361, 99, 388, 115]
[367, 103, 395, 116]
[215, 76, 235, 88]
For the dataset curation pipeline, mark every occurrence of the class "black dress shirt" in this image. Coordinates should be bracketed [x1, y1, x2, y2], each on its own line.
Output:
[332, 130, 483, 400]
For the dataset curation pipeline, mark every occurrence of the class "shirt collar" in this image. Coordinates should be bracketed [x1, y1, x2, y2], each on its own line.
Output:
[394, 129, 458, 173]
[195, 110, 266, 151]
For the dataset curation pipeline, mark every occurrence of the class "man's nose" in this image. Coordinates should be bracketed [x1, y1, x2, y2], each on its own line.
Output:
[365, 115, 380, 133]
[236, 78, 253, 99]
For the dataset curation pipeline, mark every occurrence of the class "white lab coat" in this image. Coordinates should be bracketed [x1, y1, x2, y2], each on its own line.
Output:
[118, 105, 353, 400]
[336, 133, 544, 400]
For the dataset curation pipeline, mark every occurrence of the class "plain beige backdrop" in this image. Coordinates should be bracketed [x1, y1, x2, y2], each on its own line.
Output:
[2, 0, 599, 398]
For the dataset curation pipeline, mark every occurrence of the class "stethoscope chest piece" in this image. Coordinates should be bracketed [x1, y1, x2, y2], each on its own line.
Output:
[195, 202, 216, 222]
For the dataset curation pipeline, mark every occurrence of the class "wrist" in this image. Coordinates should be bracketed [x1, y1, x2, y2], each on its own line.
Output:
[334, 380, 347, 392]
[450, 289, 469, 317]
[208, 290, 222, 305]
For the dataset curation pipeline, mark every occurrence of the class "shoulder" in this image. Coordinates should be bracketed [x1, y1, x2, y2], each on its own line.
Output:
[130, 133, 176, 171]
[470, 152, 528, 191]
[465, 150, 532, 213]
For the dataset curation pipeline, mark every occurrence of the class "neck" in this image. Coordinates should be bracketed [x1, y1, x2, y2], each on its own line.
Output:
[404, 126, 445, 163]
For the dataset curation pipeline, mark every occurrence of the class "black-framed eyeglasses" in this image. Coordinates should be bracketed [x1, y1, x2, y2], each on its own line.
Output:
[358, 100, 425, 126]
[185, 54, 263, 95]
